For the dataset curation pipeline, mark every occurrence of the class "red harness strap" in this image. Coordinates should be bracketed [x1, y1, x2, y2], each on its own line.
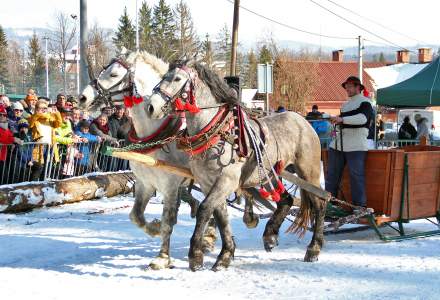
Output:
[179, 106, 234, 156]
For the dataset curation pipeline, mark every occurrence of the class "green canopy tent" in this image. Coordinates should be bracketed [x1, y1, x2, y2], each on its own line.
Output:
[377, 57, 440, 107]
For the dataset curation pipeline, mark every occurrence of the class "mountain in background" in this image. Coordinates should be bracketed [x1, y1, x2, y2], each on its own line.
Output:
[5, 27, 439, 63]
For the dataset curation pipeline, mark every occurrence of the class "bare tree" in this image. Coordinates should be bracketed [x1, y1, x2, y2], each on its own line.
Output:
[87, 22, 113, 78]
[49, 11, 77, 93]
[7, 41, 26, 94]
[273, 50, 318, 114]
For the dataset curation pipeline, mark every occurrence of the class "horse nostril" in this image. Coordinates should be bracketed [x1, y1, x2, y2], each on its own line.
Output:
[148, 104, 154, 114]
[79, 95, 87, 103]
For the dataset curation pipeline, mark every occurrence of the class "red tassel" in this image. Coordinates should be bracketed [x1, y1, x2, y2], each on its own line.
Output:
[124, 95, 133, 108]
[363, 89, 370, 98]
[185, 102, 201, 114]
[259, 187, 271, 199]
[274, 160, 285, 175]
[133, 95, 143, 105]
[275, 179, 285, 194]
[271, 191, 281, 202]
[175, 98, 185, 111]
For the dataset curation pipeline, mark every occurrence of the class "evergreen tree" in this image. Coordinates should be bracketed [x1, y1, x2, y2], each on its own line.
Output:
[243, 49, 257, 88]
[27, 33, 45, 93]
[139, 1, 153, 52]
[259, 44, 273, 64]
[216, 24, 231, 75]
[0, 25, 10, 92]
[379, 52, 386, 63]
[174, 0, 199, 59]
[201, 33, 214, 68]
[113, 7, 136, 51]
[152, 0, 176, 61]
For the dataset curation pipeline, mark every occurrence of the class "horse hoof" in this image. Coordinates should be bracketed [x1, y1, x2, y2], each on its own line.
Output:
[244, 215, 259, 229]
[189, 250, 204, 272]
[149, 255, 172, 270]
[304, 250, 320, 262]
[263, 235, 279, 252]
[143, 219, 161, 237]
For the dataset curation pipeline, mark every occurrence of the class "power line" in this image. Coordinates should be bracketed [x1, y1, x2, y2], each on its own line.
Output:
[224, 0, 355, 40]
[308, 0, 412, 52]
[325, 0, 428, 45]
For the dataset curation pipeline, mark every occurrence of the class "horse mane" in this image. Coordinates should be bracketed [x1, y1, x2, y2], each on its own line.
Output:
[125, 51, 169, 76]
[169, 60, 239, 104]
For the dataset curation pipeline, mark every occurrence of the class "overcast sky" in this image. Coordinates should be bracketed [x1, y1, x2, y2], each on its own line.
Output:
[1, 0, 439, 48]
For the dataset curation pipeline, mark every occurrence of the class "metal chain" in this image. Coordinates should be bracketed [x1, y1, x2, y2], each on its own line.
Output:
[114, 135, 179, 152]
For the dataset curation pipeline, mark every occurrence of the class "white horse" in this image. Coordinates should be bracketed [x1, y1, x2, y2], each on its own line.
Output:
[80, 51, 205, 269]
[80, 51, 260, 269]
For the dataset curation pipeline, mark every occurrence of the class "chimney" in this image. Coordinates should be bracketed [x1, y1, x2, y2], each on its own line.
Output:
[396, 50, 410, 63]
[418, 48, 432, 64]
[332, 50, 344, 62]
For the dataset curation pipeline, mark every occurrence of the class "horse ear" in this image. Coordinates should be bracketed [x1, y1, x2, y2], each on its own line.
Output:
[118, 46, 128, 56]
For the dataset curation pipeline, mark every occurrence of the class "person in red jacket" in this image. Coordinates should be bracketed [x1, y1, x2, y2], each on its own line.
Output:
[0, 105, 23, 183]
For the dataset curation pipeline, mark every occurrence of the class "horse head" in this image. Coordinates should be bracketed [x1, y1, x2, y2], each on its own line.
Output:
[147, 60, 238, 119]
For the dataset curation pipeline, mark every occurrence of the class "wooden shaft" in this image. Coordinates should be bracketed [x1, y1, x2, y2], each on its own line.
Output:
[111, 151, 194, 179]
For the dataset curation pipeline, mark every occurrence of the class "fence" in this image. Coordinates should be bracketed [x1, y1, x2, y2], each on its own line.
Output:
[0, 140, 130, 185]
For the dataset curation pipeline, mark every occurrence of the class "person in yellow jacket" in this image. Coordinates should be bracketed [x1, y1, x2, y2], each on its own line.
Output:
[28, 100, 62, 180]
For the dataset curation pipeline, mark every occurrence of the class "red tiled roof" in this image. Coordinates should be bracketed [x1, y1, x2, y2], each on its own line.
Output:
[281, 61, 387, 103]
[312, 61, 386, 102]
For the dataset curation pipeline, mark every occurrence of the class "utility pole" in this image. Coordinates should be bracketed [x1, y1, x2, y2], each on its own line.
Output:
[72, 14, 80, 96]
[80, 0, 88, 93]
[135, 0, 139, 51]
[230, 0, 240, 76]
[358, 35, 363, 83]
[44, 36, 49, 98]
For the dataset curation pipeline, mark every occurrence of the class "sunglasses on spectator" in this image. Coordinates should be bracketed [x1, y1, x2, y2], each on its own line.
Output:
[14, 109, 23, 112]
[0, 114, 7, 117]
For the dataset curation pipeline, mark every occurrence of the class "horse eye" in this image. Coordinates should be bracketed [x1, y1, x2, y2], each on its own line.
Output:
[110, 73, 118, 78]
[174, 77, 182, 82]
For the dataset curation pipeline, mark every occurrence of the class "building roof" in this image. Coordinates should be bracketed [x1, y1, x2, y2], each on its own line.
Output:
[365, 63, 428, 90]
[311, 61, 386, 103]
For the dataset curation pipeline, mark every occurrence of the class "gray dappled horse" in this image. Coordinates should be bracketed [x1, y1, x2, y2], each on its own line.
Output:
[79, 51, 258, 270]
[147, 61, 325, 271]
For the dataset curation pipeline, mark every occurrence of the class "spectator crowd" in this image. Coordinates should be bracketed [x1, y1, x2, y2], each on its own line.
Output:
[0, 89, 132, 183]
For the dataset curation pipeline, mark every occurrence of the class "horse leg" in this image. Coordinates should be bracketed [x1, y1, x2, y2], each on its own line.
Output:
[188, 177, 236, 272]
[262, 193, 294, 251]
[202, 217, 217, 253]
[295, 161, 325, 262]
[211, 202, 236, 271]
[129, 181, 161, 237]
[179, 186, 199, 219]
[243, 195, 259, 229]
[149, 189, 181, 270]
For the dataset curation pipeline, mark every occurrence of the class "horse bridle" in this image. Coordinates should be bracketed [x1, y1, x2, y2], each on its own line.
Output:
[91, 58, 134, 108]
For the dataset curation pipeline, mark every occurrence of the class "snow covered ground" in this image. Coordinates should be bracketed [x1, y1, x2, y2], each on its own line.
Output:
[1, 194, 439, 300]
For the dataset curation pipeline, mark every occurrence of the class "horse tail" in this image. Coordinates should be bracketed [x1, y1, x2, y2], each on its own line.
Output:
[287, 189, 312, 237]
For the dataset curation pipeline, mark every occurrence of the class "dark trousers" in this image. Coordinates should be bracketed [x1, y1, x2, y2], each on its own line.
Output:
[325, 148, 367, 207]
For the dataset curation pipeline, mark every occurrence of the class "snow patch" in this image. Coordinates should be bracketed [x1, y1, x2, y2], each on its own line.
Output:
[42, 187, 72, 205]
[11, 189, 43, 205]
[126, 181, 134, 189]
[94, 187, 106, 198]
[0, 204, 8, 212]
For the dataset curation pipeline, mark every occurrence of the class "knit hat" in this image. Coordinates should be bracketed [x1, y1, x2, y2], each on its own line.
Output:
[12, 102, 24, 111]
[18, 119, 29, 130]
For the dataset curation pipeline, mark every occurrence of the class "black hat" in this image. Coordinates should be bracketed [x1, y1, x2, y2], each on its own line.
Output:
[341, 76, 365, 91]
[78, 120, 90, 129]
[59, 107, 72, 114]
[114, 104, 125, 110]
